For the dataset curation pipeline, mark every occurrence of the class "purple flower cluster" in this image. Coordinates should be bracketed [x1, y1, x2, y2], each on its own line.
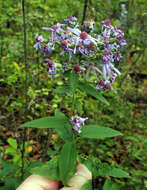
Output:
[97, 20, 126, 90]
[70, 116, 88, 133]
[34, 17, 126, 90]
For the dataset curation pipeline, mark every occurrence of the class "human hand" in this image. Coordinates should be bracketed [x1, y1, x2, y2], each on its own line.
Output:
[16, 163, 92, 190]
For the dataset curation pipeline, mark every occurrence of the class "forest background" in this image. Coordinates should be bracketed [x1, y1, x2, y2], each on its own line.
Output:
[0, 0, 147, 189]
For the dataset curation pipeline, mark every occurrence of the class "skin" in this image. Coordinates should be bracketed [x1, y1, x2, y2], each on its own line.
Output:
[17, 163, 92, 190]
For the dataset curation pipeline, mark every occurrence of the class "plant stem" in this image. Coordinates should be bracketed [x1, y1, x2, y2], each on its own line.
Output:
[81, 0, 89, 26]
[72, 91, 76, 114]
[21, 0, 28, 180]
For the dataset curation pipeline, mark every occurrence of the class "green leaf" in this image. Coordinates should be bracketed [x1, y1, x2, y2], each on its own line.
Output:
[31, 157, 59, 180]
[0, 177, 21, 190]
[7, 138, 17, 149]
[55, 85, 71, 94]
[78, 82, 109, 105]
[19, 116, 65, 128]
[84, 159, 129, 178]
[70, 72, 79, 92]
[108, 168, 130, 178]
[0, 159, 18, 178]
[19, 112, 66, 129]
[55, 110, 73, 141]
[80, 125, 122, 139]
[20, 110, 73, 142]
[58, 142, 77, 186]
[80, 180, 92, 190]
[103, 179, 112, 190]
[103, 179, 118, 190]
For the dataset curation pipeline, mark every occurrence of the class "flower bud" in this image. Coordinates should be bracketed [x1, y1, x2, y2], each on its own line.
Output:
[80, 32, 88, 40]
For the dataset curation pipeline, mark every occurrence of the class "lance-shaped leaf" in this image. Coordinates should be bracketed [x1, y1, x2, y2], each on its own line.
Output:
[58, 142, 77, 186]
[107, 168, 130, 178]
[19, 110, 73, 142]
[80, 125, 122, 139]
[54, 110, 73, 141]
[19, 116, 64, 129]
[78, 81, 109, 105]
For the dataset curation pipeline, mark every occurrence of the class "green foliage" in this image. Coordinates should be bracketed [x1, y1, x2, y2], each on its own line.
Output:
[81, 125, 122, 139]
[20, 111, 73, 142]
[70, 72, 79, 93]
[0, 178, 21, 190]
[84, 158, 129, 179]
[106, 168, 130, 178]
[20, 116, 66, 129]
[78, 81, 110, 105]
[58, 142, 77, 186]
[102, 179, 118, 190]
[31, 157, 59, 180]
[80, 180, 92, 190]
[0, 159, 21, 190]
[0, 159, 18, 179]
[5, 138, 22, 165]
[55, 85, 72, 94]
[54, 110, 73, 142]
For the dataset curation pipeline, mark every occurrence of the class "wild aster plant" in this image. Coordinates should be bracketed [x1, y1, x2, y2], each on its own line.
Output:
[21, 16, 129, 187]
[34, 16, 126, 92]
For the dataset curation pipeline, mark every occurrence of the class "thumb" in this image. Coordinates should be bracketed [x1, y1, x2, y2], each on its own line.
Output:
[60, 163, 92, 190]
[16, 175, 60, 190]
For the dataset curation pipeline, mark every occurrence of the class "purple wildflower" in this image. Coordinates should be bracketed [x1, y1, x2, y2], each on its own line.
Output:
[45, 59, 57, 78]
[109, 72, 117, 83]
[34, 34, 44, 50]
[101, 62, 120, 80]
[101, 20, 114, 31]
[82, 61, 103, 79]
[113, 27, 127, 46]
[71, 116, 88, 133]
[113, 51, 122, 62]
[67, 27, 97, 56]
[101, 29, 111, 43]
[41, 43, 52, 56]
[73, 64, 84, 74]
[42, 23, 64, 42]
[64, 16, 77, 25]
[60, 40, 74, 59]
[96, 80, 113, 91]
[101, 49, 114, 65]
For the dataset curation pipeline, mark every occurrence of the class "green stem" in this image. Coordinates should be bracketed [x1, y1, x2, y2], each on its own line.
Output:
[72, 91, 76, 115]
[21, 0, 28, 180]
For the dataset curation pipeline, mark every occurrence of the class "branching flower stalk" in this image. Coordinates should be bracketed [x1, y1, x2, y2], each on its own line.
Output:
[19, 16, 128, 186]
[34, 16, 126, 132]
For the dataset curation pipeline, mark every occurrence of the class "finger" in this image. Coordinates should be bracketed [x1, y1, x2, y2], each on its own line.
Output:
[16, 175, 60, 190]
[60, 163, 92, 190]
[76, 163, 92, 180]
